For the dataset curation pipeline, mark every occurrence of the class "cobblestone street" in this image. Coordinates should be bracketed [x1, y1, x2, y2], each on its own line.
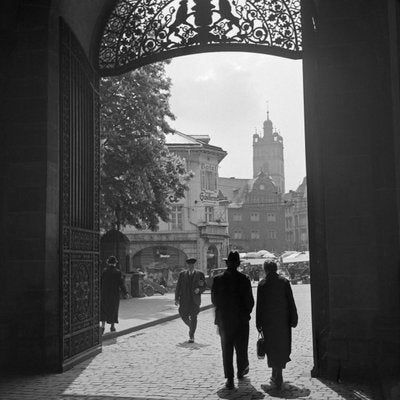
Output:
[0, 285, 376, 400]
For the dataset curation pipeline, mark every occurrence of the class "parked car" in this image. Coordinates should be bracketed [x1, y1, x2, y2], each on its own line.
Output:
[205, 267, 226, 289]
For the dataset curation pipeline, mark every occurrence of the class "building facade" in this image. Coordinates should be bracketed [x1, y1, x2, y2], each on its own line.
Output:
[253, 112, 285, 193]
[220, 172, 286, 253]
[122, 131, 230, 276]
[284, 177, 309, 251]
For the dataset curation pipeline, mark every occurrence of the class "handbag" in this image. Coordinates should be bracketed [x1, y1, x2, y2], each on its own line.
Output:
[257, 331, 265, 359]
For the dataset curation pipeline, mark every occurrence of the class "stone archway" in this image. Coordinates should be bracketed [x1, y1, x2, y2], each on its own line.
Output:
[2, 0, 400, 385]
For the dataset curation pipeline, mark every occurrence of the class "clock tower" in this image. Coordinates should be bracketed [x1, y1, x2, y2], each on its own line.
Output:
[252, 111, 285, 193]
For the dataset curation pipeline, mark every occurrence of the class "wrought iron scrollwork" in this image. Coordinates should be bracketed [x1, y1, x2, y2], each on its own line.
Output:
[98, 0, 302, 75]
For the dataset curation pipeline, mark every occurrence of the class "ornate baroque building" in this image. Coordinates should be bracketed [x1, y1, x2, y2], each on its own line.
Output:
[220, 172, 286, 253]
[221, 112, 288, 254]
[284, 177, 309, 250]
[122, 131, 230, 275]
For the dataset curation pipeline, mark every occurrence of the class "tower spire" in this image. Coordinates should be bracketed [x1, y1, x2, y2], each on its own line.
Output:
[266, 100, 270, 120]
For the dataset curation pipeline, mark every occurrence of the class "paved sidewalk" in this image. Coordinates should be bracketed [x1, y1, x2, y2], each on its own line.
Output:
[0, 285, 379, 400]
[103, 289, 214, 339]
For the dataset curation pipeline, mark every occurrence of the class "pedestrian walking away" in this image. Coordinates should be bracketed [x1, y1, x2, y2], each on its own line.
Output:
[100, 255, 128, 334]
[175, 257, 206, 343]
[256, 260, 298, 389]
[211, 251, 255, 390]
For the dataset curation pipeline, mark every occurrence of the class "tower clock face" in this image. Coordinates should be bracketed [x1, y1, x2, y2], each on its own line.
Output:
[259, 184, 265, 190]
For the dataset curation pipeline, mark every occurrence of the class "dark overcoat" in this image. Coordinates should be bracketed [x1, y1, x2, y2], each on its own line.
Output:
[175, 270, 206, 315]
[211, 269, 254, 328]
[256, 272, 298, 368]
[100, 266, 127, 324]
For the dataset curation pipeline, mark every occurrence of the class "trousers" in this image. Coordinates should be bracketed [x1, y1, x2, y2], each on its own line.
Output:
[179, 306, 198, 338]
[219, 322, 250, 378]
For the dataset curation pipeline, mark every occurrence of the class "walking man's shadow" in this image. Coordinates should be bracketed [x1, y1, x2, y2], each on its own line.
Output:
[261, 381, 311, 398]
[217, 377, 264, 399]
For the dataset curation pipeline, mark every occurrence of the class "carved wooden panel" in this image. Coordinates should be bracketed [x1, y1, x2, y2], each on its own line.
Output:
[60, 18, 101, 366]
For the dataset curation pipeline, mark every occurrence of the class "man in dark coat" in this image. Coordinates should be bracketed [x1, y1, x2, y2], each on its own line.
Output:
[175, 257, 206, 343]
[100, 256, 128, 334]
[211, 251, 254, 390]
[256, 260, 298, 389]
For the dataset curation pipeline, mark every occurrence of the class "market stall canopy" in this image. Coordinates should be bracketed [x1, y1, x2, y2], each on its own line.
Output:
[256, 250, 276, 258]
[280, 250, 298, 259]
[282, 251, 309, 264]
[243, 258, 267, 266]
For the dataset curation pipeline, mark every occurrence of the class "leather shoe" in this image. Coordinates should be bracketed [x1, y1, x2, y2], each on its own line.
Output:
[225, 378, 234, 389]
[237, 365, 249, 379]
[270, 377, 282, 389]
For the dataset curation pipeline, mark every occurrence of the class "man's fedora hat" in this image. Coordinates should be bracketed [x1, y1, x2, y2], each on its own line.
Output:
[106, 255, 118, 265]
[186, 257, 197, 264]
[224, 251, 241, 267]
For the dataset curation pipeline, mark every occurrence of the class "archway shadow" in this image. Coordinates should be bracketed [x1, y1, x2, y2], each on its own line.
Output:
[217, 377, 264, 399]
[315, 378, 378, 400]
[260, 381, 311, 398]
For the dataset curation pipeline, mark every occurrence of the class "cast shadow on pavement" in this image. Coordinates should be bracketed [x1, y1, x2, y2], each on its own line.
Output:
[260, 381, 311, 398]
[217, 378, 264, 399]
[176, 341, 210, 350]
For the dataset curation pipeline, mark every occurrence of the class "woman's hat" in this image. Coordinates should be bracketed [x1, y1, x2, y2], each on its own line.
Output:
[186, 257, 197, 264]
[106, 255, 118, 265]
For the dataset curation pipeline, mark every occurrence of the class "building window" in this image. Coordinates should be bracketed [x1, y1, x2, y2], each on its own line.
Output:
[250, 212, 260, 221]
[201, 164, 217, 191]
[233, 213, 242, 221]
[267, 213, 276, 222]
[251, 231, 260, 239]
[233, 230, 242, 239]
[205, 206, 214, 222]
[170, 205, 183, 230]
[268, 230, 277, 239]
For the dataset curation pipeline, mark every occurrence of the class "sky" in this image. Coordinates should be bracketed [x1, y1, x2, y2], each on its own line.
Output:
[164, 52, 306, 192]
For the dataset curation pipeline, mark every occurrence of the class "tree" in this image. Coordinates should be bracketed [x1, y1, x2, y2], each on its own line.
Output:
[100, 61, 192, 231]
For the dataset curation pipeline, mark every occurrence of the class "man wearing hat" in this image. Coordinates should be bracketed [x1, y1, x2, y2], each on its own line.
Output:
[175, 257, 206, 343]
[211, 251, 254, 389]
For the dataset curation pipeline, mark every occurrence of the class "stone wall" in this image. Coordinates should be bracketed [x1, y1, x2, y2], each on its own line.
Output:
[303, 0, 400, 381]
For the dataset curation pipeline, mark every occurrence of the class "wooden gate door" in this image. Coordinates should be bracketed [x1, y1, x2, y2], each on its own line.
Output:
[59, 18, 101, 370]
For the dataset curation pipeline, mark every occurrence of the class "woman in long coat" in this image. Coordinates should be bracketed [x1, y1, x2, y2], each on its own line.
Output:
[256, 260, 298, 388]
[100, 256, 127, 333]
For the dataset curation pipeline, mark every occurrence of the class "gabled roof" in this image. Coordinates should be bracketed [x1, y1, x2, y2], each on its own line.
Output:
[165, 130, 201, 146]
[247, 171, 276, 192]
[165, 131, 227, 162]
[218, 177, 249, 205]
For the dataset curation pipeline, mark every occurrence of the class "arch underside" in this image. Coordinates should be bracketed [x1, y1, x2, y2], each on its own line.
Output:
[98, 0, 302, 76]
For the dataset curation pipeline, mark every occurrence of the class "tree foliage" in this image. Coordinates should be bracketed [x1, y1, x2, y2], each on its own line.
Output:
[100, 62, 192, 231]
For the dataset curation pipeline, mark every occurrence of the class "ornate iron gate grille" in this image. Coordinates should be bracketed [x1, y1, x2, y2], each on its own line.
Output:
[98, 0, 302, 75]
[60, 18, 101, 367]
